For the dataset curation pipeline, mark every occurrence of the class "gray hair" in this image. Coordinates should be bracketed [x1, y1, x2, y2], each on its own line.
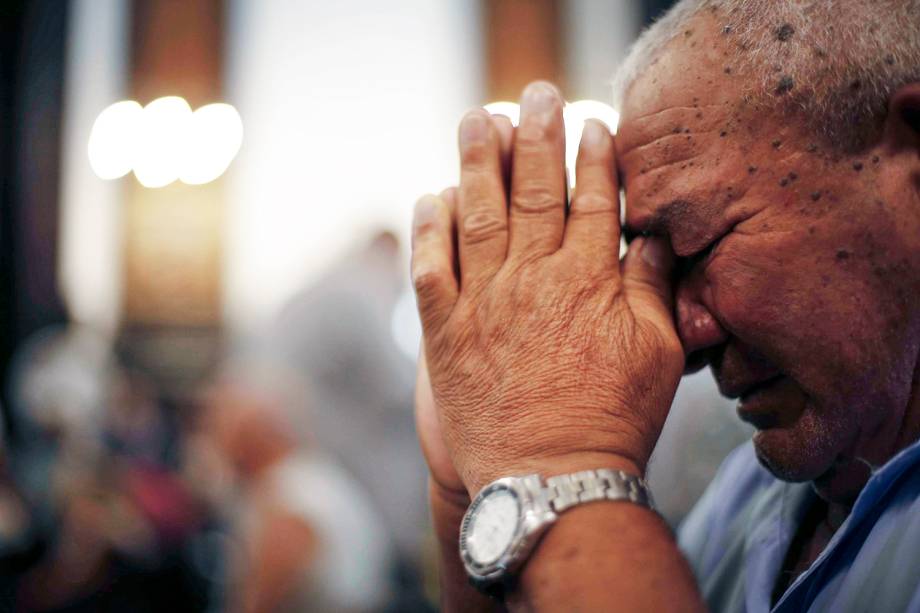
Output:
[613, 0, 920, 151]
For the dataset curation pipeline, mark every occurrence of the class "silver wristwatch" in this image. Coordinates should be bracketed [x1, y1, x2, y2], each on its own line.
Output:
[459, 469, 653, 590]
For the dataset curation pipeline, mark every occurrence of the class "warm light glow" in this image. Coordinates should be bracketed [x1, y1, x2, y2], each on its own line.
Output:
[88, 96, 243, 188]
[566, 99, 620, 133]
[87, 100, 143, 180]
[563, 99, 620, 186]
[132, 96, 193, 188]
[483, 101, 520, 126]
[180, 103, 244, 185]
[483, 99, 619, 187]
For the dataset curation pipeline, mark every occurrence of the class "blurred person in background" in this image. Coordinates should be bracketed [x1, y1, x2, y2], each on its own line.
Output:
[257, 232, 430, 593]
[198, 364, 393, 613]
[5, 325, 215, 612]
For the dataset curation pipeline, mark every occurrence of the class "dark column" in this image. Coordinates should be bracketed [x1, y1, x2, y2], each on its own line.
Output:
[0, 1, 70, 441]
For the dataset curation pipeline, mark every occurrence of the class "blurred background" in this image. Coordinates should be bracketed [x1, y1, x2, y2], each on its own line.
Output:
[0, 0, 750, 610]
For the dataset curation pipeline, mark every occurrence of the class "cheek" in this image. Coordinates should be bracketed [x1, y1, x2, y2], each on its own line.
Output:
[703, 234, 801, 343]
[705, 230, 914, 410]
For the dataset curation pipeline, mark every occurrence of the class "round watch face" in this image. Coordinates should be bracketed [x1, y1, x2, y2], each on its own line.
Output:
[465, 488, 521, 565]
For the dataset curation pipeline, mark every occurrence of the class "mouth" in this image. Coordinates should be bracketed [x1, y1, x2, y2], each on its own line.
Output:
[735, 375, 806, 430]
[721, 373, 784, 401]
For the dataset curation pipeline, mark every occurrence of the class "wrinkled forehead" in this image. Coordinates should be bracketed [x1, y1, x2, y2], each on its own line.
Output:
[617, 13, 739, 157]
[616, 15, 753, 238]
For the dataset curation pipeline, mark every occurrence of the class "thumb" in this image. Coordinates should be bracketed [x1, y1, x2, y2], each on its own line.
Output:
[622, 236, 677, 329]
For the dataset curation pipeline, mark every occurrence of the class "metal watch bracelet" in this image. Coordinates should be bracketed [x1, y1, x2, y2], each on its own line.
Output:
[544, 468, 654, 512]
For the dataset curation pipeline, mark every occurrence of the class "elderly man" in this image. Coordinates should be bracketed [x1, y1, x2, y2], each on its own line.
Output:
[411, 1, 920, 611]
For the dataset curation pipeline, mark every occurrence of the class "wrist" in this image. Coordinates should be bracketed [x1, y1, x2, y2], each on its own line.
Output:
[429, 478, 470, 535]
[428, 479, 505, 613]
[466, 450, 645, 495]
[457, 461, 657, 604]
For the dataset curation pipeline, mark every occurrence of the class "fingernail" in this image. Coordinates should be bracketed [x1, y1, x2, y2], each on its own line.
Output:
[640, 237, 670, 270]
[521, 82, 558, 116]
[414, 195, 440, 230]
[581, 120, 609, 149]
[459, 111, 488, 146]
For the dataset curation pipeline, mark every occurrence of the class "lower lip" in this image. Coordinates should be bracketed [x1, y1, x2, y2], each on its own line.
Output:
[736, 376, 806, 430]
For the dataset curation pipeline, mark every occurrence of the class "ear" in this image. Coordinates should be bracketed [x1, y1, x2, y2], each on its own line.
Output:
[882, 82, 920, 151]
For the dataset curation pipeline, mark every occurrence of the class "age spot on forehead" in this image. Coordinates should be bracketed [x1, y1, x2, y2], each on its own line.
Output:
[776, 75, 795, 94]
[776, 23, 795, 42]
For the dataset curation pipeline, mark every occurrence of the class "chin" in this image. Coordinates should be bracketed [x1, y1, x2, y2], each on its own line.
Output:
[750, 409, 850, 484]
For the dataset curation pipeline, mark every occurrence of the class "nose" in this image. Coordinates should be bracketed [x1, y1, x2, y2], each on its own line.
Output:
[676, 266, 729, 371]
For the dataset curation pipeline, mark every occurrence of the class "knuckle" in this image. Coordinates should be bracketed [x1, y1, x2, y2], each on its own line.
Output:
[624, 272, 660, 296]
[640, 325, 683, 370]
[412, 215, 439, 237]
[661, 333, 684, 360]
[412, 195, 447, 238]
[412, 265, 447, 300]
[661, 335, 686, 373]
[461, 210, 507, 245]
[412, 265, 443, 293]
[571, 191, 615, 216]
[439, 187, 458, 208]
[512, 184, 564, 215]
[460, 141, 492, 167]
[516, 123, 561, 149]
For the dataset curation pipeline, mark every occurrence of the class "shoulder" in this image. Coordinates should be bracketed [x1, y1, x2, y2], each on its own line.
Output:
[677, 441, 775, 572]
[804, 443, 920, 612]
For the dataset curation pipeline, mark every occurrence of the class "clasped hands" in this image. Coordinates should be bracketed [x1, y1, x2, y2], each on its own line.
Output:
[412, 81, 684, 510]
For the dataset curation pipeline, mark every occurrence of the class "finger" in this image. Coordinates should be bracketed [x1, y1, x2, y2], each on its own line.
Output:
[622, 236, 677, 330]
[491, 114, 514, 192]
[563, 119, 620, 269]
[457, 109, 509, 290]
[412, 194, 459, 333]
[508, 81, 567, 260]
[439, 186, 458, 213]
[439, 187, 460, 279]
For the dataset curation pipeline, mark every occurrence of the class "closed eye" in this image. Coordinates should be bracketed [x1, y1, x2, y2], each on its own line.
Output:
[675, 232, 728, 278]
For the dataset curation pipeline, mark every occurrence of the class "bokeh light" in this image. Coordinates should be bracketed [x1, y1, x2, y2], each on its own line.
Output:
[483, 100, 520, 126]
[563, 99, 620, 186]
[87, 100, 143, 180]
[88, 96, 243, 188]
[133, 96, 193, 188]
[180, 103, 244, 185]
[483, 98, 619, 187]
